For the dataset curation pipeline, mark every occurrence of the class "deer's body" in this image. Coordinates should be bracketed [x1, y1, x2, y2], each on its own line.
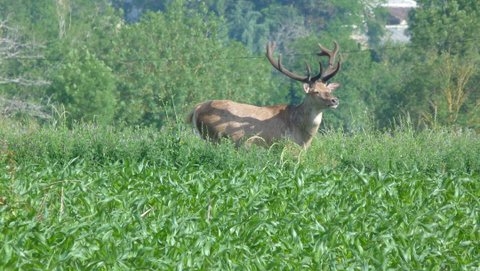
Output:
[189, 100, 292, 146]
[188, 41, 342, 148]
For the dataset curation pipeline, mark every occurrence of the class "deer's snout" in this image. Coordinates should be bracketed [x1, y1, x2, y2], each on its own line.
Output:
[329, 97, 339, 107]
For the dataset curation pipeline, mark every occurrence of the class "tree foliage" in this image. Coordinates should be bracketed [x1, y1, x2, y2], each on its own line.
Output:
[47, 47, 117, 125]
[0, 19, 49, 92]
[105, 1, 273, 127]
[406, 0, 480, 129]
[409, 0, 480, 55]
[1, 0, 479, 131]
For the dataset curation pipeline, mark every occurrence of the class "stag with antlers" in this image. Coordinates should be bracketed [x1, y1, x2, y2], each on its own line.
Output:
[188, 41, 341, 148]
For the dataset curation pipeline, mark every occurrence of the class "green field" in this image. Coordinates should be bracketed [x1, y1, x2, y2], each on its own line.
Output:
[1, 120, 479, 270]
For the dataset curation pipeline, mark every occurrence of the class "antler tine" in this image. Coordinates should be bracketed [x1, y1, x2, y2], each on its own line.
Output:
[318, 41, 339, 59]
[310, 61, 324, 83]
[322, 58, 341, 82]
[305, 62, 312, 81]
[317, 41, 341, 82]
[266, 41, 309, 83]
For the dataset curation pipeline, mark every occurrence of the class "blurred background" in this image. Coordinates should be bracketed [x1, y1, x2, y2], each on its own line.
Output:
[1, 0, 478, 132]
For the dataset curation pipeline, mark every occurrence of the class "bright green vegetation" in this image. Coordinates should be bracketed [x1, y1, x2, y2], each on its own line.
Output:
[1, 121, 479, 270]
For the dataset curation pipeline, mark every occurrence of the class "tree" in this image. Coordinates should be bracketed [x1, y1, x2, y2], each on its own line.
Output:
[404, 51, 480, 129]
[0, 19, 51, 121]
[0, 19, 49, 88]
[106, 0, 274, 127]
[47, 47, 117, 125]
[1, 0, 122, 125]
[409, 0, 480, 55]
[406, 0, 480, 129]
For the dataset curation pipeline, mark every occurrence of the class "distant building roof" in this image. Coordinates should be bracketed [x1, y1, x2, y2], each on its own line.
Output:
[386, 7, 411, 25]
[383, 0, 417, 8]
[383, 0, 416, 42]
[352, 0, 417, 44]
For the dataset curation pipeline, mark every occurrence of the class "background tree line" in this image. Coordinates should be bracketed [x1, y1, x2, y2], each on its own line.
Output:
[0, 0, 479, 131]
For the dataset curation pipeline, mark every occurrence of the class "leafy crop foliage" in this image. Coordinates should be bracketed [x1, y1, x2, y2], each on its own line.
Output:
[1, 118, 479, 270]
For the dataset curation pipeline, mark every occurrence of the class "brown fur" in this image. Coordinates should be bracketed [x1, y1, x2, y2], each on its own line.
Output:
[188, 82, 340, 148]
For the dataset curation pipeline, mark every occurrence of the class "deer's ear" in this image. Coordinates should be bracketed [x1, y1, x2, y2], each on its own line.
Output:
[303, 83, 311, 93]
[328, 82, 340, 91]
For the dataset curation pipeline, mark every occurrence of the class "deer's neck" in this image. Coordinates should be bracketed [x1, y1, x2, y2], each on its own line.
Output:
[288, 100, 324, 147]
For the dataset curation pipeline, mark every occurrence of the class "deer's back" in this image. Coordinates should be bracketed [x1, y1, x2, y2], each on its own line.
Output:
[190, 100, 289, 143]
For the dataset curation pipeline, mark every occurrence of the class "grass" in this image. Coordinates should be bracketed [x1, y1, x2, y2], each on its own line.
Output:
[1, 119, 479, 270]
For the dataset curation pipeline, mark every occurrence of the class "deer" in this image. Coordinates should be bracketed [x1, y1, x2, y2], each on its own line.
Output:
[187, 40, 341, 149]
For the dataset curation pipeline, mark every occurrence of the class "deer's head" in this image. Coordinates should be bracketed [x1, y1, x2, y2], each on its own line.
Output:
[266, 41, 341, 110]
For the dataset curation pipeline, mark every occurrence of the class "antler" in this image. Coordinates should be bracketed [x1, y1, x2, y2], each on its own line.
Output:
[266, 41, 340, 84]
[266, 42, 321, 83]
[316, 41, 341, 82]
